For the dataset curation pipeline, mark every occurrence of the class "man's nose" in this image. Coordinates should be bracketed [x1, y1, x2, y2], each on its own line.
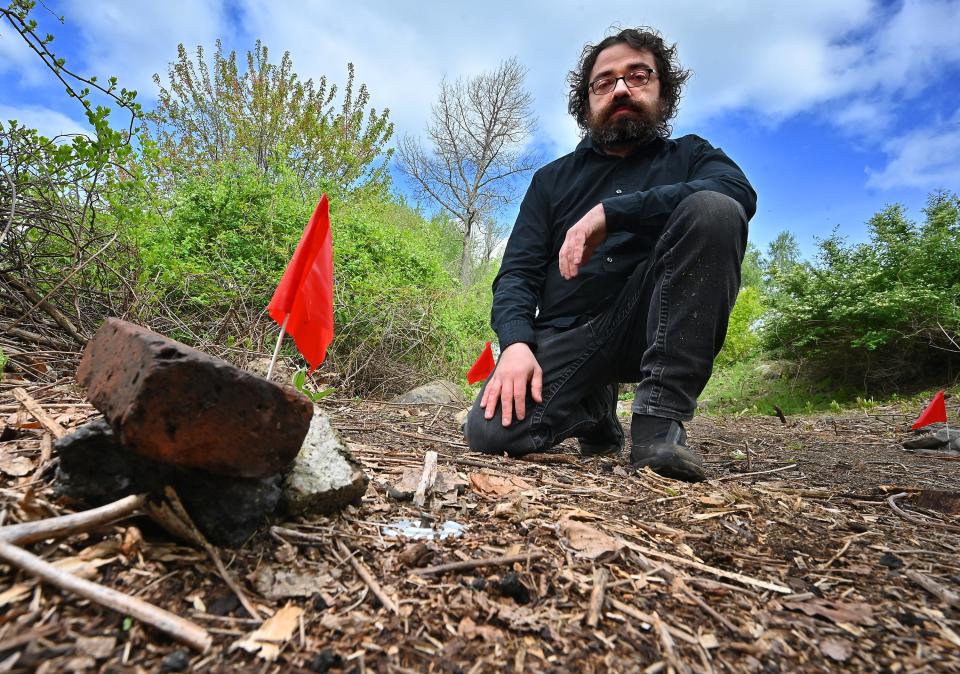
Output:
[611, 77, 631, 96]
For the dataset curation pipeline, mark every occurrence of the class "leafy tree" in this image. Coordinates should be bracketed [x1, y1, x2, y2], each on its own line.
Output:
[763, 190, 960, 389]
[149, 40, 393, 196]
[397, 58, 537, 283]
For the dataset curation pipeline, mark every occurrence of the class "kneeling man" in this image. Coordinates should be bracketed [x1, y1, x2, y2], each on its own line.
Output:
[464, 27, 757, 482]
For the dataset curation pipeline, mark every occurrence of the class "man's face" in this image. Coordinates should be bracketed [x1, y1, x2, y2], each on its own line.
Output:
[586, 44, 663, 149]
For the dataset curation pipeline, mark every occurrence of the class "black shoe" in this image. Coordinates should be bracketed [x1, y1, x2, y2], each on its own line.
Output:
[630, 414, 705, 482]
[578, 384, 624, 457]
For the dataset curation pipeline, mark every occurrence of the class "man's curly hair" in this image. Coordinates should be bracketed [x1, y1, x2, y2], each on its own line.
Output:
[568, 27, 691, 138]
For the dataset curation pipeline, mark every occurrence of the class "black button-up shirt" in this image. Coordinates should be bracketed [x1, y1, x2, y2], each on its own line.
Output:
[491, 134, 757, 348]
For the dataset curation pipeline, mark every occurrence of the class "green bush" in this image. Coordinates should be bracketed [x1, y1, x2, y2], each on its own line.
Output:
[715, 285, 765, 368]
[763, 191, 960, 389]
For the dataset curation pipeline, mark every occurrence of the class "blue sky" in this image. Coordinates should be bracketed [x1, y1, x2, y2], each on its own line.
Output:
[2, 0, 959, 260]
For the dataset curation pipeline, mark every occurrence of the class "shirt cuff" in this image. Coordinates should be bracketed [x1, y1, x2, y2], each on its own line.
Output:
[495, 320, 536, 350]
[601, 193, 643, 232]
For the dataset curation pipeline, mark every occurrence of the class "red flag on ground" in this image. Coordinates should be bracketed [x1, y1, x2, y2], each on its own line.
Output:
[912, 390, 947, 430]
[268, 195, 334, 373]
[467, 342, 496, 384]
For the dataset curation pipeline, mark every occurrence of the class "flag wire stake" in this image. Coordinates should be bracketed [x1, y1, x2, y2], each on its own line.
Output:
[266, 313, 291, 382]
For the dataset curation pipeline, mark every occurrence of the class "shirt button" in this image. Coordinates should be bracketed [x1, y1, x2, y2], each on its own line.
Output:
[606, 256, 613, 263]
[615, 189, 622, 194]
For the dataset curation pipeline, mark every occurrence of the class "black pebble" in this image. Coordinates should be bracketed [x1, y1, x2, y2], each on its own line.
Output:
[878, 552, 904, 569]
[160, 650, 190, 672]
[310, 649, 343, 673]
[497, 572, 531, 604]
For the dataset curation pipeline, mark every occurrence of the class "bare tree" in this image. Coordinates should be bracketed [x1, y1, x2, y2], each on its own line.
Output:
[398, 58, 537, 284]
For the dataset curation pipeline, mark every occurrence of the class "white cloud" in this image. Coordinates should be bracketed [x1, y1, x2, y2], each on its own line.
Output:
[60, 0, 229, 97]
[866, 111, 960, 189]
[0, 104, 88, 139]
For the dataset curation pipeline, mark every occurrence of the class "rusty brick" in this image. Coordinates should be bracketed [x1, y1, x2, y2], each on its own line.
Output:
[77, 318, 313, 478]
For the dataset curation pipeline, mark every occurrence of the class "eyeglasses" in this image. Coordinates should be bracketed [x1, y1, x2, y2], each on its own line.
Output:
[589, 68, 657, 95]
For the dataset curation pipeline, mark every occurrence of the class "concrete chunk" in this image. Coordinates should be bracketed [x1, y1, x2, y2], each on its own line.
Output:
[282, 409, 367, 516]
[77, 318, 313, 478]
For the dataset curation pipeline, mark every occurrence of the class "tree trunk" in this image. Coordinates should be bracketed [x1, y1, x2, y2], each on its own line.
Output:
[459, 227, 472, 285]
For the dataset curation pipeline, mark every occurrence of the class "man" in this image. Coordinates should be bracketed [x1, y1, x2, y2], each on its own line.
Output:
[463, 27, 756, 482]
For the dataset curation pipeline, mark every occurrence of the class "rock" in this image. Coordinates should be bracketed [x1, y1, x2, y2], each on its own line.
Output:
[754, 360, 795, 381]
[55, 420, 281, 547]
[903, 428, 960, 451]
[453, 408, 470, 428]
[253, 565, 333, 599]
[77, 318, 313, 478]
[282, 409, 367, 516]
[392, 380, 464, 405]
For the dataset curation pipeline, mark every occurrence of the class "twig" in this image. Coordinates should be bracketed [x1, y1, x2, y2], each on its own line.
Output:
[620, 540, 792, 594]
[338, 541, 399, 614]
[607, 598, 698, 645]
[712, 463, 798, 482]
[412, 550, 546, 576]
[652, 610, 691, 674]
[586, 567, 608, 628]
[887, 492, 960, 534]
[0, 160, 14, 247]
[146, 487, 263, 621]
[682, 588, 742, 636]
[905, 569, 960, 609]
[413, 450, 438, 508]
[0, 493, 147, 545]
[11, 387, 67, 439]
[0, 539, 212, 652]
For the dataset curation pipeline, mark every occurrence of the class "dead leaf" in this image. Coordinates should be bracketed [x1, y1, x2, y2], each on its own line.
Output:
[783, 599, 876, 627]
[469, 472, 534, 497]
[698, 494, 727, 506]
[819, 637, 853, 662]
[254, 565, 332, 600]
[0, 453, 34, 477]
[457, 616, 503, 641]
[557, 514, 624, 560]
[388, 468, 421, 500]
[232, 604, 303, 661]
[75, 636, 116, 660]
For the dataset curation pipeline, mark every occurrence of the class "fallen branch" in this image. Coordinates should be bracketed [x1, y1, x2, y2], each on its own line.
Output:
[905, 569, 960, 609]
[887, 492, 960, 534]
[11, 387, 68, 439]
[0, 493, 147, 545]
[338, 541, 399, 614]
[0, 539, 212, 652]
[412, 550, 546, 576]
[586, 567, 608, 628]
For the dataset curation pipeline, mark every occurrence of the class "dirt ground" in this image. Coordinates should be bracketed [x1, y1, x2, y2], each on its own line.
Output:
[1, 375, 959, 673]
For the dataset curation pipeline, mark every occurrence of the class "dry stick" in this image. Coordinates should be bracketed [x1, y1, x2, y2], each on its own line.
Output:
[887, 492, 960, 534]
[412, 550, 546, 576]
[586, 567, 608, 628]
[11, 387, 67, 440]
[607, 598, 698, 646]
[338, 541, 399, 614]
[413, 451, 439, 508]
[905, 569, 960, 609]
[149, 488, 263, 622]
[0, 494, 148, 545]
[0, 540, 212, 652]
[711, 463, 798, 482]
[682, 588, 742, 637]
[621, 541, 792, 594]
[652, 610, 691, 674]
[31, 432, 53, 483]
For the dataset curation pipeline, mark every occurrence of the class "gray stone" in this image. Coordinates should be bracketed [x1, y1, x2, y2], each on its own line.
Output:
[281, 409, 368, 516]
[55, 419, 281, 547]
[392, 380, 464, 405]
[903, 427, 960, 452]
[253, 565, 333, 599]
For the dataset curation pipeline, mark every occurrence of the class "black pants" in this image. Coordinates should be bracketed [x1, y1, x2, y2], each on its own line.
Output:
[465, 191, 749, 456]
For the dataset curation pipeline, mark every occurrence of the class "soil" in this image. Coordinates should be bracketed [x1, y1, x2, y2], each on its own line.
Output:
[1, 377, 959, 673]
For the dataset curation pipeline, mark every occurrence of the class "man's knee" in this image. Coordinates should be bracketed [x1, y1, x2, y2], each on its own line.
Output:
[464, 400, 535, 456]
[672, 191, 748, 249]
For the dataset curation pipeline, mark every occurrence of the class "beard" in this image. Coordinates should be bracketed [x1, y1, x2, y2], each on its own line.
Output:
[587, 98, 663, 149]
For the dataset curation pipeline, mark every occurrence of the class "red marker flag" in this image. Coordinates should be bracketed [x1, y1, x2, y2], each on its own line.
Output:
[912, 390, 947, 430]
[466, 342, 495, 384]
[267, 195, 334, 373]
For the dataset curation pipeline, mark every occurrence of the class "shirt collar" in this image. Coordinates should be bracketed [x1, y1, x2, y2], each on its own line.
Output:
[575, 134, 665, 157]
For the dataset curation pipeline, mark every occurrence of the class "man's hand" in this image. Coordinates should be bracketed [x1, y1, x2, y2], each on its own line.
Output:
[481, 342, 543, 427]
[559, 203, 608, 279]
